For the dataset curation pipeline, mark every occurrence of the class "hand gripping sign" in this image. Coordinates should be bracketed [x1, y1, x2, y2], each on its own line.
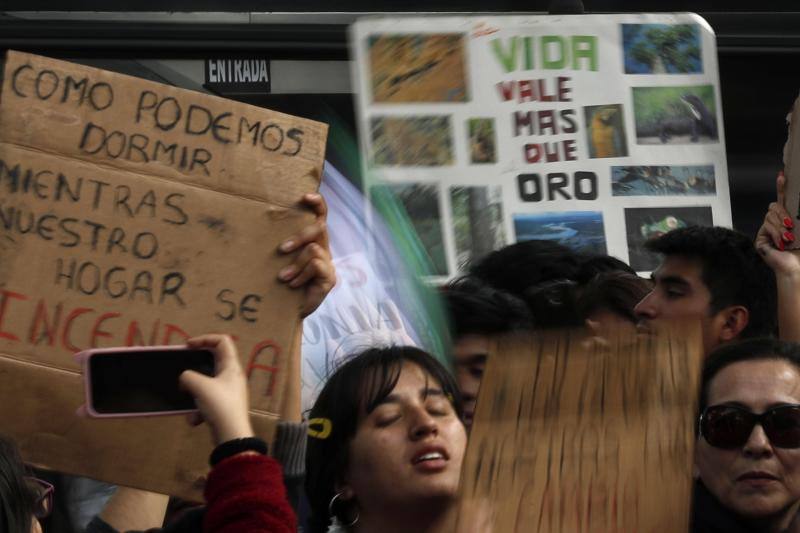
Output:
[0, 51, 327, 499]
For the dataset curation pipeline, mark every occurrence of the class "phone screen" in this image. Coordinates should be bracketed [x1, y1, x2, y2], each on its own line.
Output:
[89, 349, 215, 414]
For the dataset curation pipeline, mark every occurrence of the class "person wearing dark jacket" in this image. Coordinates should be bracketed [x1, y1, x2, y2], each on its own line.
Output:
[692, 338, 800, 533]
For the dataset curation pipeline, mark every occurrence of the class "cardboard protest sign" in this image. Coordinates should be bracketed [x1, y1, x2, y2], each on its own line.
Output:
[352, 14, 730, 274]
[454, 326, 702, 532]
[783, 92, 800, 248]
[0, 51, 327, 499]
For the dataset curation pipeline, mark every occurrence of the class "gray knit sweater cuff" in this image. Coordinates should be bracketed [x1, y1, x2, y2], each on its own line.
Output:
[273, 421, 307, 478]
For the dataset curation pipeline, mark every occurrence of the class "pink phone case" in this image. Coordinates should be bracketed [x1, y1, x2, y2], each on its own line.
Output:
[77, 345, 209, 419]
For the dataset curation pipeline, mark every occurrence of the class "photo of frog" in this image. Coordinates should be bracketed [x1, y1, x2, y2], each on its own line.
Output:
[624, 206, 713, 270]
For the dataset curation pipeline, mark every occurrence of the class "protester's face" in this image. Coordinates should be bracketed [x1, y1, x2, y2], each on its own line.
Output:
[452, 334, 489, 429]
[633, 255, 720, 352]
[696, 359, 800, 518]
[31, 517, 42, 533]
[343, 362, 467, 513]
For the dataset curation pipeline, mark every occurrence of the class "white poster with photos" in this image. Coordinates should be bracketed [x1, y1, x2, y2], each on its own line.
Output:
[351, 13, 731, 274]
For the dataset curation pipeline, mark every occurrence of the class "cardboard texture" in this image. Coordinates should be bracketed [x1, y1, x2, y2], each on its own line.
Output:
[454, 325, 702, 533]
[0, 51, 328, 499]
[784, 93, 800, 248]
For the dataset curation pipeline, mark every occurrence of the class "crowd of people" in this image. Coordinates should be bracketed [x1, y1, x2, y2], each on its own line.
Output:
[4, 168, 800, 533]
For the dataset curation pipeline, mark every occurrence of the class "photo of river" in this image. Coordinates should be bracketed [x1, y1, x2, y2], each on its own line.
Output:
[513, 211, 607, 254]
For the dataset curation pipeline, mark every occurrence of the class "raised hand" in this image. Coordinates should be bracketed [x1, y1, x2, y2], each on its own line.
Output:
[755, 171, 800, 276]
[277, 192, 336, 317]
[179, 334, 254, 445]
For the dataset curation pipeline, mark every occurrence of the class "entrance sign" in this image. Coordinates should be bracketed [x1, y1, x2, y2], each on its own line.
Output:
[204, 58, 272, 94]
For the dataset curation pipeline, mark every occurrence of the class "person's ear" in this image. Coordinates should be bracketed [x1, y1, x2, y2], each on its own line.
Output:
[717, 305, 749, 342]
[333, 481, 355, 502]
[584, 318, 601, 335]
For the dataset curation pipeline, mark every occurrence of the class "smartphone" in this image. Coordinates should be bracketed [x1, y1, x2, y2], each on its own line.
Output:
[79, 346, 215, 418]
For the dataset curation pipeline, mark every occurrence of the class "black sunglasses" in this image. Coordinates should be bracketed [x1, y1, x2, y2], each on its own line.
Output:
[699, 404, 800, 449]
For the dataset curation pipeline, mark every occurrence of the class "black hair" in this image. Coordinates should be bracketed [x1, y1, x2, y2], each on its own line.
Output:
[522, 271, 648, 328]
[468, 240, 580, 297]
[700, 338, 800, 412]
[577, 271, 652, 324]
[441, 277, 532, 339]
[521, 279, 584, 328]
[574, 254, 637, 284]
[305, 346, 463, 533]
[645, 226, 777, 338]
[0, 435, 36, 533]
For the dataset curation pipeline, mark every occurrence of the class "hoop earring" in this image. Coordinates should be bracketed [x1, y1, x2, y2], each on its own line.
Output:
[329, 491, 359, 527]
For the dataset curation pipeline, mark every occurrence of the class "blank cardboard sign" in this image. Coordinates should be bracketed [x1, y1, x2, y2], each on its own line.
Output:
[0, 51, 328, 499]
[454, 325, 702, 533]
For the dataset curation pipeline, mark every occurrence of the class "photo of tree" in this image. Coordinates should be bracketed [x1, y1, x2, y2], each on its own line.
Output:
[623, 24, 702, 74]
[371, 183, 448, 276]
[450, 186, 505, 271]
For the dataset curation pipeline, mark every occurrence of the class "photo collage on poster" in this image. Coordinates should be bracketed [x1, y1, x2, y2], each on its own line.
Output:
[620, 21, 720, 270]
[353, 15, 730, 275]
[365, 32, 501, 276]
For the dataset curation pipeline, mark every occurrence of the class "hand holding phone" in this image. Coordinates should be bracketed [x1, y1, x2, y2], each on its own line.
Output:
[80, 335, 253, 445]
[179, 335, 254, 445]
[81, 345, 215, 418]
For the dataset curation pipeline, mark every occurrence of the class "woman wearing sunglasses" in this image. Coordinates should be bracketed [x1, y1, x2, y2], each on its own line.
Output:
[0, 435, 53, 533]
[694, 337, 800, 533]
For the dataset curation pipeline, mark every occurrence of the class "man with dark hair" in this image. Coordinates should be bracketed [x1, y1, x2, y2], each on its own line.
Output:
[634, 226, 777, 354]
[468, 240, 580, 297]
[574, 254, 637, 283]
[441, 277, 532, 428]
[468, 238, 635, 301]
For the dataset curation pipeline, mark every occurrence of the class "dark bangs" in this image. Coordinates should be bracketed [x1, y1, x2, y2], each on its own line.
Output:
[357, 348, 462, 417]
[310, 345, 462, 440]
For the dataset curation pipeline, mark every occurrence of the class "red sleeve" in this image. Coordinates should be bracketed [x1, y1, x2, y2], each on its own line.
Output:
[203, 453, 297, 533]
